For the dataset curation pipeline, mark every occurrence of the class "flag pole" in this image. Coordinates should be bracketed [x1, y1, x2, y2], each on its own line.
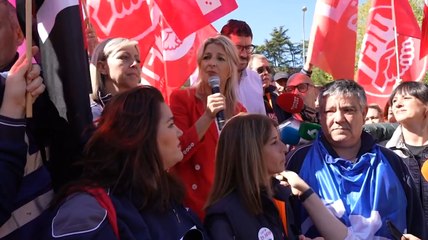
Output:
[391, 0, 402, 86]
[25, 0, 32, 118]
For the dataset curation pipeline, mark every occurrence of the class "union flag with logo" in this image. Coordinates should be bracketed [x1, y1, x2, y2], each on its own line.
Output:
[357, 0, 428, 108]
[140, 3, 217, 102]
[85, 0, 227, 101]
[306, 0, 358, 80]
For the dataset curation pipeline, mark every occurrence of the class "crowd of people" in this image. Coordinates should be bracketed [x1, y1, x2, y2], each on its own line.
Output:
[1, 1, 428, 239]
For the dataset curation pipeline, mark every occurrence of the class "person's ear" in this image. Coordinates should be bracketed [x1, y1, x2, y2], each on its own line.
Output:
[15, 27, 24, 47]
[362, 106, 368, 119]
[97, 60, 108, 75]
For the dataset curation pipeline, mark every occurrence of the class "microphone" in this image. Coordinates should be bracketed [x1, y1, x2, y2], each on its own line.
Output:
[422, 161, 428, 181]
[277, 93, 318, 123]
[278, 117, 301, 145]
[208, 76, 225, 130]
[298, 122, 321, 140]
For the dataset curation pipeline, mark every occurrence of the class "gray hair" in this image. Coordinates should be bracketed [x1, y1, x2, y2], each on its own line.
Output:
[318, 79, 367, 110]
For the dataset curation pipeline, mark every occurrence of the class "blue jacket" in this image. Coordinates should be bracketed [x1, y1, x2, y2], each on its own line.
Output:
[49, 192, 208, 240]
[287, 131, 426, 239]
[0, 112, 54, 240]
[205, 178, 299, 240]
[0, 60, 86, 239]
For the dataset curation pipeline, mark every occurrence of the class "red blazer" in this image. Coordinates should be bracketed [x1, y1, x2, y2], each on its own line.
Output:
[169, 88, 246, 219]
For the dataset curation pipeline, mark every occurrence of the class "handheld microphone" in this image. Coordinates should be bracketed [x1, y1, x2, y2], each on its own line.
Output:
[278, 117, 301, 145]
[298, 122, 321, 140]
[277, 93, 318, 123]
[208, 76, 225, 130]
[422, 161, 428, 181]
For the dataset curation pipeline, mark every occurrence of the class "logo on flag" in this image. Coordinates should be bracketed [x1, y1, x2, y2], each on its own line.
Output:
[357, 0, 427, 107]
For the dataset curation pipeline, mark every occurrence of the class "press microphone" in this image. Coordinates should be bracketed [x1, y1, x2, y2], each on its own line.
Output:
[422, 161, 428, 181]
[298, 122, 321, 140]
[277, 93, 318, 123]
[208, 76, 225, 130]
[278, 117, 301, 145]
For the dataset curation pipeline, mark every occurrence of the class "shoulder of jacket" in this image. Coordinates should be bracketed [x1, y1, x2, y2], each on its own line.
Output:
[52, 193, 107, 238]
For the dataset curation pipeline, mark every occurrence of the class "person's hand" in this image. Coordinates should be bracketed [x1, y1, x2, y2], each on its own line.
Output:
[0, 46, 45, 119]
[204, 93, 225, 119]
[298, 235, 324, 240]
[277, 170, 311, 196]
[402, 234, 420, 240]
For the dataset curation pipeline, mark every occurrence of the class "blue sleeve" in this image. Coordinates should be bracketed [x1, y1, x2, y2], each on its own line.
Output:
[0, 115, 27, 225]
[50, 193, 119, 240]
[204, 214, 234, 240]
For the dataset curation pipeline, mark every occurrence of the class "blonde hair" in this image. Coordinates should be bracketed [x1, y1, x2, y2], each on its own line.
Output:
[89, 38, 139, 102]
[195, 35, 240, 119]
[206, 114, 277, 215]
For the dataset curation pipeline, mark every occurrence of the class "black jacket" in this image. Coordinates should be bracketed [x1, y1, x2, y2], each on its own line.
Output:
[205, 178, 299, 240]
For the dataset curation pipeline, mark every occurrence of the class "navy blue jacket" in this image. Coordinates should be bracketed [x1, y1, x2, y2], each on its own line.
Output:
[205, 178, 299, 240]
[49, 192, 208, 240]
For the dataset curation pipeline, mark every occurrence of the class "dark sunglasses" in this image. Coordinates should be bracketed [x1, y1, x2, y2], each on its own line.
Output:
[285, 83, 313, 93]
[256, 66, 272, 74]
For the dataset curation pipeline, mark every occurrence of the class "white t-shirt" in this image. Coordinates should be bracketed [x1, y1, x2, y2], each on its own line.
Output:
[237, 68, 266, 115]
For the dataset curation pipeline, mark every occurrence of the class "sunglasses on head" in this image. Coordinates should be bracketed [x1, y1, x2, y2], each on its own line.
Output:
[256, 66, 272, 74]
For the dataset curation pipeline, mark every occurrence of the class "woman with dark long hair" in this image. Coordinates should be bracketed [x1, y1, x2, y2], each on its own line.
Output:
[49, 86, 207, 239]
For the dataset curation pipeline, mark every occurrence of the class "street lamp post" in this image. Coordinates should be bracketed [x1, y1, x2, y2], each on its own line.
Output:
[302, 6, 307, 64]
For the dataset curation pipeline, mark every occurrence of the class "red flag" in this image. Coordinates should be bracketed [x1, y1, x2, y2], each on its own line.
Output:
[357, 0, 428, 108]
[141, 4, 217, 102]
[86, 0, 156, 62]
[306, 0, 358, 79]
[393, 0, 420, 38]
[154, 0, 237, 39]
[421, 0, 428, 58]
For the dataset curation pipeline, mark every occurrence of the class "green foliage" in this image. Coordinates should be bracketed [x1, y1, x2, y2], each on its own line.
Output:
[257, 0, 428, 85]
[254, 26, 305, 72]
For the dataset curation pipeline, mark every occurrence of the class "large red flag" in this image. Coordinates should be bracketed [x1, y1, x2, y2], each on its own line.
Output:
[421, 0, 428, 58]
[141, 3, 217, 102]
[306, 0, 358, 79]
[357, 0, 428, 108]
[86, 0, 156, 63]
[154, 0, 237, 40]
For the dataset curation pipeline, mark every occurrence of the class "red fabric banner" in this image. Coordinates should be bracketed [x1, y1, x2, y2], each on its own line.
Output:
[141, 4, 217, 102]
[86, 0, 218, 102]
[357, 0, 428, 108]
[154, 0, 237, 40]
[421, 0, 428, 58]
[306, 0, 358, 80]
[86, 0, 156, 63]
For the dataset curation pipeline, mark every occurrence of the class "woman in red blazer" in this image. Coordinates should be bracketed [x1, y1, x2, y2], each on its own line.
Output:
[169, 35, 246, 219]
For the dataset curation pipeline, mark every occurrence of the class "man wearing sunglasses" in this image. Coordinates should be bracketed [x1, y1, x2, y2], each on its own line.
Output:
[220, 19, 266, 115]
[249, 54, 290, 123]
[285, 72, 319, 122]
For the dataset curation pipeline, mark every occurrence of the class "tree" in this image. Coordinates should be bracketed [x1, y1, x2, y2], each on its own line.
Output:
[254, 26, 304, 72]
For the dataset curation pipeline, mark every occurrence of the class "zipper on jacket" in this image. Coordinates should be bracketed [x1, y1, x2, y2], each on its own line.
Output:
[172, 208, 181, 223]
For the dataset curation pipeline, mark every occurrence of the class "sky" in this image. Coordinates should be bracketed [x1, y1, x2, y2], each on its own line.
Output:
[212, 0, 317, 46]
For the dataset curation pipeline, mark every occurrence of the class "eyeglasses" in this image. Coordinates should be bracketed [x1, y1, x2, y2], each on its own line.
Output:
[256, 66, 272, 74]
[284, 83, 313, 93]
[235, 44, 256, 53]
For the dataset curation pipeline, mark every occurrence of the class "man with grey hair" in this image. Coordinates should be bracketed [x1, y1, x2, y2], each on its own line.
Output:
[286, 80, 425, 239]
[248, 54, 290, 123]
